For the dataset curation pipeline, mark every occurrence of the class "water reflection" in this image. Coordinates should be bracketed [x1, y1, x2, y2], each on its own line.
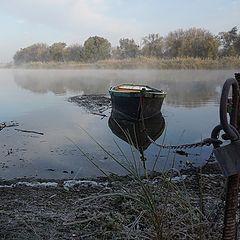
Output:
[108, 112, 165, 153]
[13, 69, 232, 107]
[14, 70, 111, 95]
[161, 80, 219, 107]
[0, 69, 236, 179]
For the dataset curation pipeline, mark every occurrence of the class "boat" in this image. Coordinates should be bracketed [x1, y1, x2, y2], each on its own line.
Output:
[109, 84, 166, 120]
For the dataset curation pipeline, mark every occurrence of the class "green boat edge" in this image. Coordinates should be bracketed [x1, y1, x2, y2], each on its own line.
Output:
[109, 84, 167, 99]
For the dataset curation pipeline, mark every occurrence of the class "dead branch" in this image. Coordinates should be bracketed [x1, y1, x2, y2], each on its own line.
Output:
[15, 128, 44, 135]
[91, 112, 107, 118]
[0, 122, 19, 131]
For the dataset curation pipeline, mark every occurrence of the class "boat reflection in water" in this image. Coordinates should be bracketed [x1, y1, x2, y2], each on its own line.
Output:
[108, 111, 165, 156]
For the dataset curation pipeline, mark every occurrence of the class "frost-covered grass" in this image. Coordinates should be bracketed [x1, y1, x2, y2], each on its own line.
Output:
[65, 127, 225, 240]
[0, 167, 225, 240]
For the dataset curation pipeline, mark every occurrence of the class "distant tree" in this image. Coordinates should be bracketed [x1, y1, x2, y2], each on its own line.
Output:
[111, 47, 120, 59]
[13, 43, 50, 64]
[165, 28, 219, 58]
[141, 34, 164, 58]
[234, 34, 240, 56]
[38, 44, 50, 62]
[180, 28, 219, 58]
[49, 42, 66, 62]
[83, 36, 111, 62]
[218, 26, 240, 56]
[14, 26, 239, 65]
[13, 50, 24, 65]
[63, 44, 84, 62]
[164, 29, 185, 58]
[115, 38, 140, 59]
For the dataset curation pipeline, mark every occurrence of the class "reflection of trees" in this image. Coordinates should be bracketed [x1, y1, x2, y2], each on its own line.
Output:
[146, 70, 231, 108]
[14, 69, 231, 107]
[162, 80, 220, 108]
[14, 70, 113, 95]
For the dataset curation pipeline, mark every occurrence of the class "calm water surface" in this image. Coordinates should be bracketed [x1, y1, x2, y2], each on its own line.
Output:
[0, 69, 236, 179]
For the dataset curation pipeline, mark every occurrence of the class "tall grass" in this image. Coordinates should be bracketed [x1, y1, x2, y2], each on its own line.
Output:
[98, 56, 240, 69]
[68, 126, 222, 239]
[10, 56, 240, 70]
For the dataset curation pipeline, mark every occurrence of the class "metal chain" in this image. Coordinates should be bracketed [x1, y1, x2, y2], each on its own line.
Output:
[146, 135, 222, 150]
[138, 94, 222, 150]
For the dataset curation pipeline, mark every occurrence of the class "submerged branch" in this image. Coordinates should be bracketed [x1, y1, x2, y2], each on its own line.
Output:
[15, 128, 44, 135]
[0, 122, 19, 131]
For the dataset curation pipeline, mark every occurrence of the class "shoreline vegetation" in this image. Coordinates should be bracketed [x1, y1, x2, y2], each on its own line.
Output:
[4, 27, 240, 70]
[1, 56, 240, 70]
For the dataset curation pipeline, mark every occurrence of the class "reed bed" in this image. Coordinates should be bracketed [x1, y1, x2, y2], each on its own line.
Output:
[5, 56, 240, 69]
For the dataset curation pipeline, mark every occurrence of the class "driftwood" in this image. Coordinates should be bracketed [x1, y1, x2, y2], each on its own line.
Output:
[0, 122, 19, 131]
[91, 112, 107, 118]
[15, 128, 44, 135]
[68, 95, 111, 118]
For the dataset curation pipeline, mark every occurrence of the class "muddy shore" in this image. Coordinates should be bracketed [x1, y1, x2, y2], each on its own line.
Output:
[0, 161, 227, 240]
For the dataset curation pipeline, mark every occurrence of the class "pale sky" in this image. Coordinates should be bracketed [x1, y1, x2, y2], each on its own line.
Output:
[0, 0, 239, 62]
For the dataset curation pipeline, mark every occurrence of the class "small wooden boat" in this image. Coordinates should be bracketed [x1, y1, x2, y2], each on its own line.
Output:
[109, 84, 166, 120]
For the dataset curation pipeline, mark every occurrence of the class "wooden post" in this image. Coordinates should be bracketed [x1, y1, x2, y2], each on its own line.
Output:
[222, 174, 239, 239]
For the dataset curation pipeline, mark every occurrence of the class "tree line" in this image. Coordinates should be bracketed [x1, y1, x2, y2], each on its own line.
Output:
[13, 27, 240, 65]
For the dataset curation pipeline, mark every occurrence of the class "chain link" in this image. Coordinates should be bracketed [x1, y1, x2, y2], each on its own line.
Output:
[138, 94, 223, 150]
[146, 135, 222, 150]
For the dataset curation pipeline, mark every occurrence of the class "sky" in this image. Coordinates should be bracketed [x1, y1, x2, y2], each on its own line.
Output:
[0, 0, 239, 62]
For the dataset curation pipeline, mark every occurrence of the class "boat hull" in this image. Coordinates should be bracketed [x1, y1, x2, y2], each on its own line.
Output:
[110, 92, 165, 120]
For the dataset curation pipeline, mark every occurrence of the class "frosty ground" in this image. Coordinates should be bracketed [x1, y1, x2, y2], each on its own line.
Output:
[0, 162, 227, 240]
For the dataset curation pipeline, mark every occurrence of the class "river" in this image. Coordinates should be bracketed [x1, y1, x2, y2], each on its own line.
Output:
[0, 69, 236, 179]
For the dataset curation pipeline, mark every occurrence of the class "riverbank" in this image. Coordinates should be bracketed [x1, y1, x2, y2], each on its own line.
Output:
[0, 162, 226, 240]
[2, 57, 240, 70]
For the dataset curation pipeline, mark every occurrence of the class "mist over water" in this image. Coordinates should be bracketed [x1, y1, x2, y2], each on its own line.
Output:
[0, 69, 236, 179]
